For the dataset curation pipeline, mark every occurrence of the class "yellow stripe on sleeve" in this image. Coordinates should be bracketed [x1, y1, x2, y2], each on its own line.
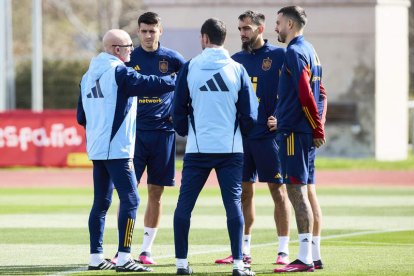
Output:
[303, 107, 317, 129]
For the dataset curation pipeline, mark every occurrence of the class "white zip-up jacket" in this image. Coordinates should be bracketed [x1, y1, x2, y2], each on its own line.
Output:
[77, 52, 175, 160]
[173, 47, 258, 153]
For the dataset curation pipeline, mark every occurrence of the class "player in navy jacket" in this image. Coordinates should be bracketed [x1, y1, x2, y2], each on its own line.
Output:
[272, 6, 327, 273]
[215, 11, 291, 266]
[123, 12, 185, 265]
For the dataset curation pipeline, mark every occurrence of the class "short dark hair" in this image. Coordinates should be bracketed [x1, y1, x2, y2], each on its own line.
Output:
[200, 18, 226, 46]
[238, 10, 265, 26]
[277, 6, 307, 29]
[138, 12, 161, 26]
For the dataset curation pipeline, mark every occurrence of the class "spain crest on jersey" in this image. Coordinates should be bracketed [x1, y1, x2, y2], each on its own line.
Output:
[159, 60, 168, 73]
[262, 57, 272, 71]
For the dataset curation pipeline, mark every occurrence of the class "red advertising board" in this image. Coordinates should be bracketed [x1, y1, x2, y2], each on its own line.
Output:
[0, 110, 89, 167]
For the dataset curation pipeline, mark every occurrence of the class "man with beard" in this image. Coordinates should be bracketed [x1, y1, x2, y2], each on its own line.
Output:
[272, 5, 327, 273]
[215, 10, 291, 266]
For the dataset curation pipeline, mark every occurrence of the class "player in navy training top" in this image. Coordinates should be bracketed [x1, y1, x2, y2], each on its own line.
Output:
[124, 12, 185, 265]
[215, 11, 291, 266]
[272, 6, 327, 273]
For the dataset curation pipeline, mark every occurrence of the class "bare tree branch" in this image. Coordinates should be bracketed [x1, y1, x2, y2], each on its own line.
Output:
[47, 0, 99, 51]
[97, 0, 109, 36]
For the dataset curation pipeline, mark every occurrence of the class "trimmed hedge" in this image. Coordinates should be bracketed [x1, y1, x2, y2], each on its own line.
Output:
[16, 59, 89, 109]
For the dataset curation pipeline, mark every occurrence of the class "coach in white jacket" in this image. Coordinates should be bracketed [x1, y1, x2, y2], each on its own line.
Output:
[172, 18, 258, 276]
[77, 29, 175, 272]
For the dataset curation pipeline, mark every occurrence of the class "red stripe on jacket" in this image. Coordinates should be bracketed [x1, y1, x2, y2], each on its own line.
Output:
[320, 82, 327, 126]
[298, 67, 324, 139]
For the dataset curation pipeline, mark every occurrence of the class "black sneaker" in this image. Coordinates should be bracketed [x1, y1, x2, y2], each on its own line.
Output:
[116, 259, 153, 272]
[177, 266, 193, 275]
[232, 267, 255, 276]
[313, 259, 324, 269]
[88, 259, 115, 270]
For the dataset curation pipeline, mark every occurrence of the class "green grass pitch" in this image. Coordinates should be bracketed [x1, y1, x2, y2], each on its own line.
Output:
[0, 185, 413, 275]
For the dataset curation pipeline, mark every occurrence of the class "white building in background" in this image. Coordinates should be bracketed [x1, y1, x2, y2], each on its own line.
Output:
[142, 0, 410, 160]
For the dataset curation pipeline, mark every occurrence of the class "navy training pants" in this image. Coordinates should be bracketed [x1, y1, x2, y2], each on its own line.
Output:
[89, 158, 139, 254]
[174, 153, 244, 260]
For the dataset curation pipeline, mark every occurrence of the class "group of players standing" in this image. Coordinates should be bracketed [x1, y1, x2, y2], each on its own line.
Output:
[78, 5, 327, 276]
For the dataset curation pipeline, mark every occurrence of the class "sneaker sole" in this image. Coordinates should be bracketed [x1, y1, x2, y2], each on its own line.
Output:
[87, 266, 114, 271]
[116, 267, 152, 272]
[274, 267, 315, 273]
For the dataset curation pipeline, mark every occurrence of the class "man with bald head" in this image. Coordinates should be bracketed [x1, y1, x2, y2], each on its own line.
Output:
[77, 29, 175, 273]
[102, 29, 134, 63]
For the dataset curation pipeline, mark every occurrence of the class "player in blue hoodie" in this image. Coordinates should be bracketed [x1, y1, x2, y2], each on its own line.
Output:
[173, 18, 257, 276]
[216, 11, 291, 266]
[77, 29, 175, 273]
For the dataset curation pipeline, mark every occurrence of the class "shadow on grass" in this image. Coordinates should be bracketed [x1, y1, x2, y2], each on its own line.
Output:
[0, 264, 85, 275]
[0, 264, 278, 276]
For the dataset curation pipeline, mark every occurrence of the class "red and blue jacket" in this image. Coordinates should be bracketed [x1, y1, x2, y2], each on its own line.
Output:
[276, 35, 327, 139]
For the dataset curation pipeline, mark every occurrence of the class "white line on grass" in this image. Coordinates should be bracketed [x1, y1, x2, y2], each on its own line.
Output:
[49, 228, 412, 276]
[323, 241, 414, 246]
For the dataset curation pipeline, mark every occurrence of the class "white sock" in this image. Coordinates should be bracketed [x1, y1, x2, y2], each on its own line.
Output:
[117, 252, 131, 266]
[243, 234, 251, 255]
[278, 236, 290, 255]
[176, 258, 188, 269]
[89, 253, 104, 266]
[297, 233, 312, 264]
[141, 227, 158, 253]
[233, 259, 244, 270]
[312, 236, 321, 261]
